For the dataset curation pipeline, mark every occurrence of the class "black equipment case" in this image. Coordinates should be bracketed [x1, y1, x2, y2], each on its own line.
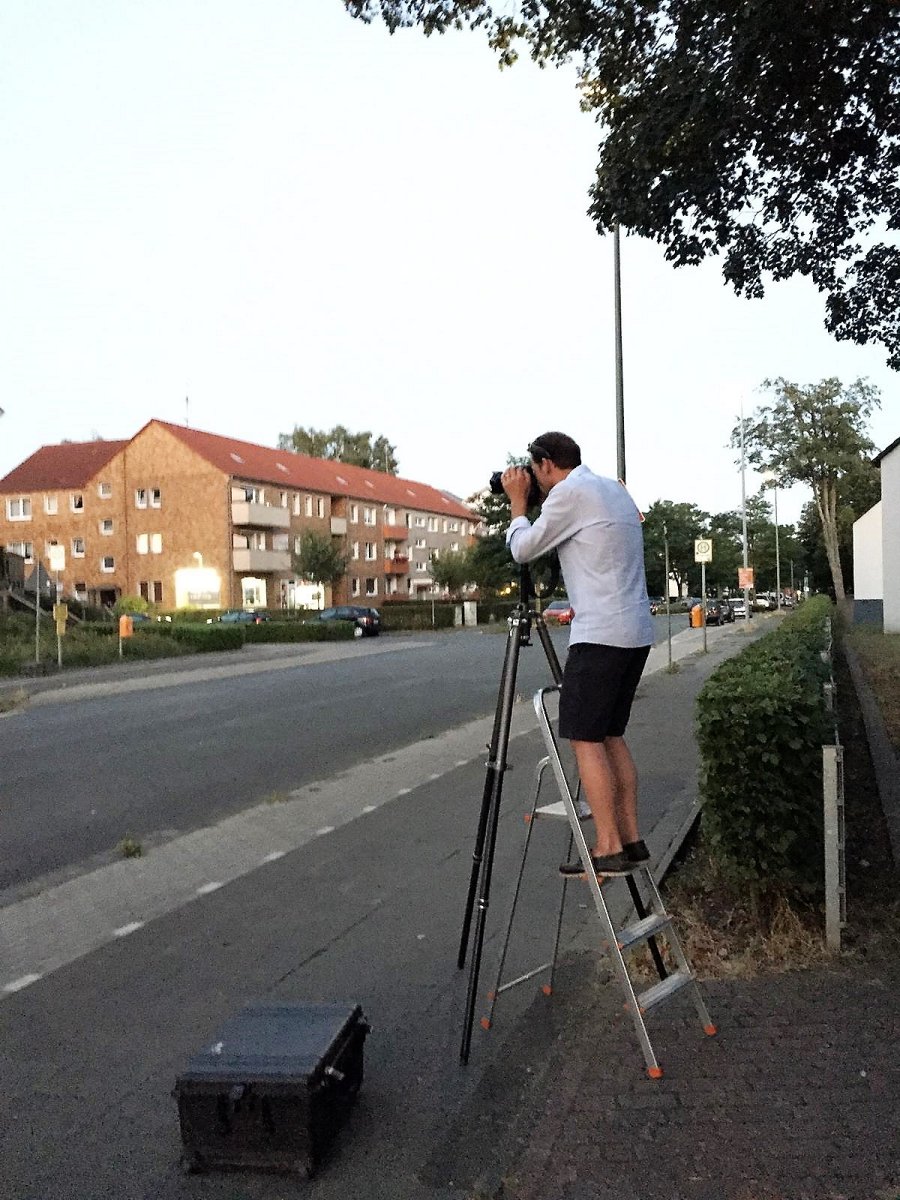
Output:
[174, 1002, 369, 1177]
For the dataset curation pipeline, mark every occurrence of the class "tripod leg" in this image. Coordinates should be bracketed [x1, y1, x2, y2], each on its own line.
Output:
[459, 615, 524, 1063]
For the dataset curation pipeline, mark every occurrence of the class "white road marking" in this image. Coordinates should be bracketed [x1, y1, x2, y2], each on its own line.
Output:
[113, 922, 144, 938]
[262, 850, 286, 863]
[4, 974, 42, 994]
[362, 805, 376, 813]
[196, 882, 223, 895]
[315, 826, 334, 836]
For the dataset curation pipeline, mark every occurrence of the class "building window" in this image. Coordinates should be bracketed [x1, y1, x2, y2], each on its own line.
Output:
[74, 581, 87, 598]
[427, 517, 438, 532]
[351, 541, 360, 560]
[415, 538, 426, 549]
[153, 581, 163, 603]
[363, 506, 376, 526]
[71, 493, 84, 512]
[8, 541, 34, 562]
[100, 518, 114, 535]
[243, 485, 262, 503]
[365, 578, 377, 596]
[150, 533, 162, 554]
[136, 534, 149, 555]
[280, 491, 288, 508]
[72, 537, 85, 558]
[101, 556, 115, 572]
[44, 494, 58, 515]
[350, 504, 359, 523]
[305, 496, 313, 517]
[150, 487, 162, 508]
[416, 561, 427, 572]
[139, 581, 150, 600]
[385, 507, 397, 524]
[414, 515, 426, 527]
[364, 542, 377, 561]
[316, 497, 325, 518]
[273, 533, 288, 552]
[294, 535, 302, 553]
[135, 488, 147, 508]
[448, 521, 459, 533]
[98, 482, 112, 499]
[351, 577, 361, 597]
[451, 542, 460, 552]
[6, 497, 32, 521]
[293, 494, 301, 516]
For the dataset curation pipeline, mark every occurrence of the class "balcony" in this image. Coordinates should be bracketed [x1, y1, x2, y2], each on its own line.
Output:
[232, 548, 291, 573]
[383, 524, 408, 542]
[384, 556, 409, 576]
[231, 501, 290, 530]
[330, 517, 348, 536]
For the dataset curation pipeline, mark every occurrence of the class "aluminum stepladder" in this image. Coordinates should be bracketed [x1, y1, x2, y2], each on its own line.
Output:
[484, 684, 716, 1078]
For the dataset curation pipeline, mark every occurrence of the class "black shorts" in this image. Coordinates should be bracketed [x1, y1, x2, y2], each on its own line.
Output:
[558, 643, 651, 742]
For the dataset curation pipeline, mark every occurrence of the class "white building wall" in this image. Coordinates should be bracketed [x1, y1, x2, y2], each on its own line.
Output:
[883, 447, 900, 634]
[852, 502, 883, 599]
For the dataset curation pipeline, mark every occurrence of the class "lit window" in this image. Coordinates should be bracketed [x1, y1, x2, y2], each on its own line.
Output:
[98, 482, 112, 499]
[136, 534, 149, 555]
[150, 533, 162, 554]
[135, 488, 147, 508]
[71, 493, 84, 512]
[72, 538, 85, 558]
[100, 518, 114, 535]
[44, 495, 58, 515]
[101, 556, 115, 572]
[6, 497, 32, 520]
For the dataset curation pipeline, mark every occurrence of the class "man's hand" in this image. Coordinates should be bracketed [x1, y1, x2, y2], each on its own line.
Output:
[501, 466, 530, 520]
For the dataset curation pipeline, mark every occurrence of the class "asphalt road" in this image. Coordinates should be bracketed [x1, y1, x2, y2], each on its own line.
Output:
[0, 616, 681, 901]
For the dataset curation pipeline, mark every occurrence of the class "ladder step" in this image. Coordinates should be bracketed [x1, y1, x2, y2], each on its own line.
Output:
[534, 799, 592, 821]
[615, 912, 672, 951]
[636, 969, 693, 1014]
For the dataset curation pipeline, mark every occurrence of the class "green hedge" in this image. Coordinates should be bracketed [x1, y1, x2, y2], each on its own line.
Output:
[379, 602, 456, 631]
[243, 621, 355, 643]
[171, 623, 245, 652]
[695, 595, 834, 898]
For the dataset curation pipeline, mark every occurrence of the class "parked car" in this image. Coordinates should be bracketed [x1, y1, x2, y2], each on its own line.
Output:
[705, 600, 733, 626]
[647, 596, 665, 615]
[209, 609, 270, 624]
[308, 605, 380, 638]
[128, 612, 154, 625]
[543, 599, 574, 625]
[729, 598, 748, 619]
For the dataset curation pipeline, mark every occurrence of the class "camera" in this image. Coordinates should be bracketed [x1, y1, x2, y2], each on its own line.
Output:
[489, 466, 542, 509]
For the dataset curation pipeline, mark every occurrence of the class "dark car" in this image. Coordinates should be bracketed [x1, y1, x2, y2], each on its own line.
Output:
[310, 605, 380, 638]
[543, 599, 574, 625]
[211, 609, 270, 624]
[705, 600, 734, 626]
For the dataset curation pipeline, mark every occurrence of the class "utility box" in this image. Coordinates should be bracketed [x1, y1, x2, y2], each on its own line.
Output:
[690, 604, 704, 628]
[174, 1002, 369, 1178]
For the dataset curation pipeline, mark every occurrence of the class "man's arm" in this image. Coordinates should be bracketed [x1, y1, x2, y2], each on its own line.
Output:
[502, 475, 581, 564]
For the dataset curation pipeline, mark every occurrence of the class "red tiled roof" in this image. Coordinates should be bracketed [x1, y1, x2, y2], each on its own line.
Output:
[153, 421, 475, 519]
[0, 440, 128, 492]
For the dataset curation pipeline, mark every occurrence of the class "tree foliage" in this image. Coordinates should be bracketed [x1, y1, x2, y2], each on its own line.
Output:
[278, 424, 399, 473]
[641, 500, 710, 597]
[292, 531, 348, 589]
[733, 377, 879, 602]
[345, 0, 900, 365]
[429, 548, 474, 600]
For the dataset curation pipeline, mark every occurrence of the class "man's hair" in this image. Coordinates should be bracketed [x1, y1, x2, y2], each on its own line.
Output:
[528, 431, 582, 470]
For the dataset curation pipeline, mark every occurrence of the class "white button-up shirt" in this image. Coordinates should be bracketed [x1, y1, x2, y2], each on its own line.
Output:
[506, 464, 654, 648]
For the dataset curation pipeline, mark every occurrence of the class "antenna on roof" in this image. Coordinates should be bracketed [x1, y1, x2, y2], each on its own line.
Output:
[185, 396, 190, 427]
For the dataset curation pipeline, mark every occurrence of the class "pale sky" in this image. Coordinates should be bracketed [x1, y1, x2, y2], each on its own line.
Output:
[2, 0, 896, 526]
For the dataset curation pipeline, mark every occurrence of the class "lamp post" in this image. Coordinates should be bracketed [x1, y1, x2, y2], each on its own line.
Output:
[614, 222, 626, 483]
[762, 472, 782, 611]
[740, 401, 751, 623]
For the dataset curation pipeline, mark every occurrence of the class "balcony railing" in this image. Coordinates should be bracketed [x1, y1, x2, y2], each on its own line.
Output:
[384, 557, 409, 576]
[331, 517, 348, 536]
[383, 524, 409, 542]
[232, 548, 291, 573]
[231, 501, 291, 529]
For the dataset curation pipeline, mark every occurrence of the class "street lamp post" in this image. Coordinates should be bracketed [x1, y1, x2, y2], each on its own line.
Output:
[740, 402, 751, 624]
[614, 223, 626, 483]
[762, 473, 782, 611]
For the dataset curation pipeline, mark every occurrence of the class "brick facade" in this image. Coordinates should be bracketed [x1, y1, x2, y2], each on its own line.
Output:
[0, 421, 478, 610]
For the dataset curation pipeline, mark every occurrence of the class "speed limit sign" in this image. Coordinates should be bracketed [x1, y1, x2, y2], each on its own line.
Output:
[694, 538, 713, 563]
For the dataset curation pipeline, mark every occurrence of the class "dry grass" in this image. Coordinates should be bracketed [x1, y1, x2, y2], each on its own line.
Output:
[0, 687, 28, 714]
[848, 626, 900, 751]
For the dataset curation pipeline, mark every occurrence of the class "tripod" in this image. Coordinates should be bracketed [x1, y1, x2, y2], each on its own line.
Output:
[457, 562, 563, 1063]
[456, 566, 669, 1064]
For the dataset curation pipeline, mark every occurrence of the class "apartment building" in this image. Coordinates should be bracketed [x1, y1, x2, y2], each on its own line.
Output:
[0, 420, 478, 610]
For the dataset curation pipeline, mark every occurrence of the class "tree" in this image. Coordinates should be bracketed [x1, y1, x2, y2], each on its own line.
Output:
[733, 377, 879, 603]
[641, 500, 710, 597]
[345, 1, 900, 366]
[796, 458, 881, 596]
[278, 424, 399, 473]
[292, 531, 348, 597]
[429, 548, 474, 600]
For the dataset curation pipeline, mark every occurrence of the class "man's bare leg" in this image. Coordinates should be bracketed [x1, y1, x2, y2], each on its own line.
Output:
[570, 740, 622, 857]
[604, 735, 640, 845]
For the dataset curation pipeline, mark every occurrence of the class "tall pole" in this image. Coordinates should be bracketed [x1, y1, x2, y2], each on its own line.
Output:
[614, 222, 625, 483]
[773, 482, 781, 611]
[740, 401, 751, 622]
[664, 522, 672, 670]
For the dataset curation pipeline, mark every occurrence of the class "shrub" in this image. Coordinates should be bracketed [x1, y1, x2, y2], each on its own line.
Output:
[695, 595, 834, 899]
[378, 602, 456, 631]
[171, 623, 245, 652]
[477, 601, 518, 624]
[243, 621, 355, 643]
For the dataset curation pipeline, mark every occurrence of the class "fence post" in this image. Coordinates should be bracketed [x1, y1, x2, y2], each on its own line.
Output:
[822, 743, 846, 952]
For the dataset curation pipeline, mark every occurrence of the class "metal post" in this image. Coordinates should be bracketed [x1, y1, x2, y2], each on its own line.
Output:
[822, 744, 845, 951]
[614, 223, 625, 484]
[56, 570, 62, 668]
[701, 561, 707, 653]
[773, 483, 781, 610]
[740, 402, 751, 623]
[35, 565, 40, 664]
[664, 522, 672, 670]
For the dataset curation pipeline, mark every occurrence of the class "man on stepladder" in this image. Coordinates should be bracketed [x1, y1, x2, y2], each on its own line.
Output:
[502, 431, 655, 879]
